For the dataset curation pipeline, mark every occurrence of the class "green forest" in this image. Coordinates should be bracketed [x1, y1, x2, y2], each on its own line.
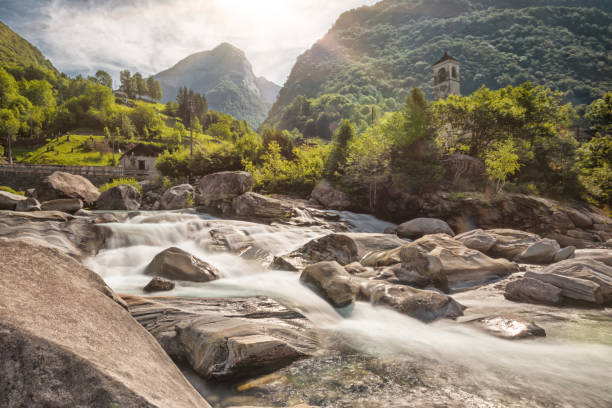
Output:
[265, 0, 611, 139]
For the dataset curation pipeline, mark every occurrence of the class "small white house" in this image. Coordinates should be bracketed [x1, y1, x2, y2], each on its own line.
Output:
[119, 144, 161, 175]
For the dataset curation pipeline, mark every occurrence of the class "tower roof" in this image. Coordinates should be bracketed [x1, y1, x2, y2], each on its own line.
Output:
[432, 52, 459, 67]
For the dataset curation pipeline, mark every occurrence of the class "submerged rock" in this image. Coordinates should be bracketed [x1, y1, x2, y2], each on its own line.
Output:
[96, 184, 141, 211]
[123, 296, 320, 381]
[144, 276, 176, 293]
[475, 315, 546, 339]
[0, 238, 210, 408]
[300, 261, 361, 308]
[144, 247, 220, 282]
[35, 171, 100, 204]
[396, 217, 455, 239]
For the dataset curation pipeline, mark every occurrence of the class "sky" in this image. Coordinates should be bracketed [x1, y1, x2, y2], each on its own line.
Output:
[1, 0, 379, 86]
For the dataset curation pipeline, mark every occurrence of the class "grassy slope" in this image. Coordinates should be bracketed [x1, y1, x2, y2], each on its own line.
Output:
[15, 134, 115, 166]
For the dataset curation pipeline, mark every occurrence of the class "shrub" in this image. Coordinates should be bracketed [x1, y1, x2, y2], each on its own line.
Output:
[99, 178, 142, 193]
[0, 186, 24, 195]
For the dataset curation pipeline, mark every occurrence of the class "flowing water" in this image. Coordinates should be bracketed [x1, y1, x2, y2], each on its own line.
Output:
[86, 211, 612, 407]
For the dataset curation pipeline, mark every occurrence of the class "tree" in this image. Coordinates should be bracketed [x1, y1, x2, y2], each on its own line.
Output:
[575, 135, 612, 206]
[133, 73, 148, 97]
[585, 92, 611, 135]
[146, 77, 162, 101]
[0, 109, 20, 164]
[119, 70, 135, 98]
[325, 119, 355, 177]
[484, 139, 521, 195]
[95, 70, 113, 89]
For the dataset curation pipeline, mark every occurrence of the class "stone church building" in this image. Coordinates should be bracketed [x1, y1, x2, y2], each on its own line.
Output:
[433, 52, 461, 100]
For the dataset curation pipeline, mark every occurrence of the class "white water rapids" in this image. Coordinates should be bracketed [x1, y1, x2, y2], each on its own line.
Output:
[86, 211, 612, 406]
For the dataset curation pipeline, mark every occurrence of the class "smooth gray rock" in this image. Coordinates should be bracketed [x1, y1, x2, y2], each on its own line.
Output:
[553, 246, 576, 262]
[514, 238, 560, 264]
[396, 218, 455, 239]
[300, 261, 360, 308]
[144, 247, 220, 282]
[14, 197, 40, 212]
[35, 171, 100, 204]
[310, 181, 352, 210]
[233, 192, 296, 219]
[197, 171, 253, 203]
[504, 277, 562, 306]
[96, 185, 141, 211]
[41, 198, 83, 213]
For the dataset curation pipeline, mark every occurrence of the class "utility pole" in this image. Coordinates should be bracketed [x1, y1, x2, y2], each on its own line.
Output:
[111, 130, 116, 165]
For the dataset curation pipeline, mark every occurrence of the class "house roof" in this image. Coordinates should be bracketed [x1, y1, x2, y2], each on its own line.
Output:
[120, 143, 162, 160]
[432, 52, 459, 66]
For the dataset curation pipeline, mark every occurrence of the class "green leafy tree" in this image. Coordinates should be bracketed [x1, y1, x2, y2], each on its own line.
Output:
[325, 119, 355, 177]
[119, 70, 135, 98]
[95, 70, 113, 89]
[133, 73, 148, 97]
[585, 92, 612, 135]
[146, 76, 162, 101]
[484, 139, 521, 195]
[0, 109, 20, 163]
[575, 135, 612, 206]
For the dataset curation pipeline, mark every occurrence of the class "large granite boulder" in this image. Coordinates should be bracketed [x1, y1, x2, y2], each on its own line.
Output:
[523, 259, 612, 306]
[456, 229, 572, 264]
[300, 261, 361, 308]
[310, 181, 353, 210]
[35, 171, 100, 204]
[197, 171, 253, 204]
[362, 234, 518, 290]
[41, 198, 83, 213]
[144, 247, 220, 282]
[396, 218, 455, 239]
[274, 233, 406, 271]
[233, 192, 296, 220]
[96, 185, 141, 211]
[0, 238, 210, 408]
[359, 280, 465, 322]
[123, 296, 320, 381]
[160, 184, 195, 210]
[144, 276, 175, 293]
[0, 190, 27, 210]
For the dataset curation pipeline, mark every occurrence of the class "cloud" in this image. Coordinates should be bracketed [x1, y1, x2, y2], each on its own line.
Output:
[3, 0, 379, 85]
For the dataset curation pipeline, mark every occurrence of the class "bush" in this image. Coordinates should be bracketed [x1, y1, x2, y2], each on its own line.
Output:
[99, 178, 142, 193]
[0, 186, 24, 195]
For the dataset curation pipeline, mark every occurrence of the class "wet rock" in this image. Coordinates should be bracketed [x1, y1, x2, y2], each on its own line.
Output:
[475, 315, 546, 339]
[197, 171, 254, 204]
[41, 198, 83, 213]
[345, 262, 369, 275]
[14, 197, 41, 212]
[515, 239, 561, 264]
[362, 234, 517, 290]
[359, 280, 465, 322]
[310, 181, 352, 210]
[233, 192, 296, 220]
[144, 247, 220, 282]
[376, 263, 433, 288]
[144, 277, 175, 293]
[396, 217, 455, 239]
[574, 249, 612, 267]
[525, 258, 612, 306]
[275, 233, 406, 271]
[96, 185, 141, 211]
[123, 296, 320, 381]
[300, 261, 360, 308]
[35, 171, 100, 204]
[553, 246, 576, 262]
[0, 190, 27, 210]
[160, 184, 194, 210]
[0, 239, 210, 408]
[504, 277, 562, 306]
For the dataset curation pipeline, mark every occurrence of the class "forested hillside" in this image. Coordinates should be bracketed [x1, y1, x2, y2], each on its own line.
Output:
[265, 0, 612, 139]
[0, 21, 56, 71]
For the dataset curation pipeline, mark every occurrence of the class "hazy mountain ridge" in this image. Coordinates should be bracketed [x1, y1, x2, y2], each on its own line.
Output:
[264, 0, 611, 138]
[155, 43, 281, 128]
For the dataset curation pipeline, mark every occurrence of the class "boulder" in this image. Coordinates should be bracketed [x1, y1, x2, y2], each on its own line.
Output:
[123, 296, 319, 380]
[0, 190, 27, 210]
[197, 171, 254, 204]
[475, 315, 546, 339]
[0, 238, 210, 408]
[96, 184, 141, 211]
[144, 277, 175, 293]
[35, 171, 100, 204]
[574, 249, 612, 267]
[514, 238, 560, 264]
[362, 234, 518, 290]
[310, 181, 352, 210]
[160, 184, 195, 210]
[456, 229, 540, 260]
[375, 263, 433, 288]
[274, 233, 406, 271]
[300, 261, 360, 308]
[504, 277, 562, 306]
[396, 218, 455, 239]
[41, 198, 83, 213]
[451, 229, 496, 253]
[15, 197, 41, 212]
[359, 280, 465, 322]
[524, 259, 612, 306]
[233, 192, 296, 220]
[553, 246, 576, 262]
[144, 247, 220, 282]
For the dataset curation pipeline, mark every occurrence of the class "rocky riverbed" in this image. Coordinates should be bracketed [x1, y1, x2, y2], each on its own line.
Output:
[1, 171, 612, 408]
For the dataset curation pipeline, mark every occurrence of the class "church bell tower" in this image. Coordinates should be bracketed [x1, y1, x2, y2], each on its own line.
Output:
[433, 52, 460, 100]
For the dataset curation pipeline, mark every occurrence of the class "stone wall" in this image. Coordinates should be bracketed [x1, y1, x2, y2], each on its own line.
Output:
[0, 164, 154, 189]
